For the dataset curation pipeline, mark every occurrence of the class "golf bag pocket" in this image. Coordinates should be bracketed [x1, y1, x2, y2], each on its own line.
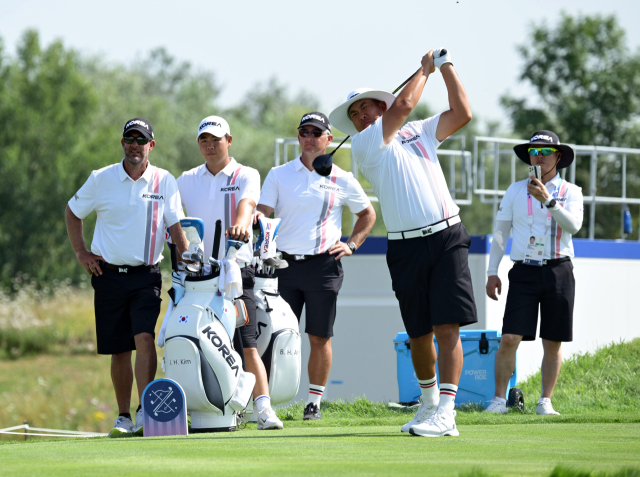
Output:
[227, 369, 256, 413]
[233, 299, 249, 328]
[264, 330, 302, 404]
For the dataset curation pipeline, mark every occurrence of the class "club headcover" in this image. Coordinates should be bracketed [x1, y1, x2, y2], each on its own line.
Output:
[258, 216, 281, 260]
[313, 152, 334, 177]
[225, 239, 244, 261]
[263, 255, 288, 269]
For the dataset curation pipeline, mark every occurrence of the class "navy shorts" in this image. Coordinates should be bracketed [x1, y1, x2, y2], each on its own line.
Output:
[502, 260, 575, 342]
[386, 222, 478, 339]
[276, 253, 344, 338]
[91, 265, 162, 355]
[238, 266, 258, 349]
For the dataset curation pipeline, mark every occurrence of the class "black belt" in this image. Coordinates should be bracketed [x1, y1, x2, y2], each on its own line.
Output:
[513, 257, 571, 266]
[281, 252, 321, 262]
[100, 261, 156, 274]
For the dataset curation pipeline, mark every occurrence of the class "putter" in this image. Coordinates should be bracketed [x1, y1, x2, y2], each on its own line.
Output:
[312, 60, 440, 176]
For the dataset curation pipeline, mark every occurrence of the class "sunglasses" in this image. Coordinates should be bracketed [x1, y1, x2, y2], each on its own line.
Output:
[123, 136, 151, 145]
[298, 128, 326, 138]
[528, 147, 558, 156]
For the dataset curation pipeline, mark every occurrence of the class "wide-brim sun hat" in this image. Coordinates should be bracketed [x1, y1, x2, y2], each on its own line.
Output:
[329, 88, 396, 137]
[513, 130, 575, 169]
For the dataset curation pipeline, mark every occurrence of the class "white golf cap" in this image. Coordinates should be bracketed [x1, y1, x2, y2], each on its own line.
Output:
[328, 88, 396, 136]
[197, 115, 231, 139]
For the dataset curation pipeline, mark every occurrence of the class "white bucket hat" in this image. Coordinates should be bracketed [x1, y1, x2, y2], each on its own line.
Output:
[328, 88, 396, 136]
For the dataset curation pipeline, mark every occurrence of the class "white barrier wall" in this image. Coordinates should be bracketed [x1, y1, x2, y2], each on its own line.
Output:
[288, 237, 640, 404]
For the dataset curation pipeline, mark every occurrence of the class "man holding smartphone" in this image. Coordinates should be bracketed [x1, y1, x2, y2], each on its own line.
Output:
[485, 130, 584, 415]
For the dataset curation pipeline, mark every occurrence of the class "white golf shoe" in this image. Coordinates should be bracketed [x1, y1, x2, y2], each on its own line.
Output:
[409, 407, 459, 437]
[536, 398, 560, 415]
[400, 398, 437, 433]
[257, 407, 284, 430]
[485, 398, 508, 414]
[132, 408, 144, 436]
[109, 415, 134, 438]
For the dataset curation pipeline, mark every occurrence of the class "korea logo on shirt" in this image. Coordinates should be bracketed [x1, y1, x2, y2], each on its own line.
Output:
[141, 192, 164, 202]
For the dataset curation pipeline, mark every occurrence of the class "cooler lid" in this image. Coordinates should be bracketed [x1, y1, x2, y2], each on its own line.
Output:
[459, 329, 501, 341]
[393, 332, 409, 343]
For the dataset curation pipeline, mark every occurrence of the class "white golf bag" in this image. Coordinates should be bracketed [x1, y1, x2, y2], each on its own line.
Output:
[160, 219, 254, 432]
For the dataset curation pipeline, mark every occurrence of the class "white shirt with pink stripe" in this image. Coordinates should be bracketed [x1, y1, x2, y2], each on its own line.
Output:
[177, 158, 260, 263]
[496, 174, 584, 260]
[259, 157, 370, 255]
[351, 114, 459, 233]
[69, 160, 182, 266]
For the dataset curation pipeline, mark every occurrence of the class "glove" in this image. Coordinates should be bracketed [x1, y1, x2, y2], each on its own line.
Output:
[434, 48, 453, 70]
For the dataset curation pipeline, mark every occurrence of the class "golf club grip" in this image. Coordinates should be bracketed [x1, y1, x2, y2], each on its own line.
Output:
[169, 243, 178, 272]
[212, 219, 222, 261]
[392, 67, 422, 95]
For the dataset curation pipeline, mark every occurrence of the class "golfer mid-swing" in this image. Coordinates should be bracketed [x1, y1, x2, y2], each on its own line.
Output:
[329, 49, 476, 437]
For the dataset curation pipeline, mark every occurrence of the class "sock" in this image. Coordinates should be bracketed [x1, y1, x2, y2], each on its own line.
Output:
[255, 395, 270, 413]
[119, 412, 132, 420]
[136, 404, 141, 413]
[307, 385, 325, 407]
[418, 377, 439, 405]
[439, 384, 458, 411]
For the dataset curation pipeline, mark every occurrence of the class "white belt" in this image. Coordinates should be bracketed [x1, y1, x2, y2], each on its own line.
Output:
[387, 215, 461, 240]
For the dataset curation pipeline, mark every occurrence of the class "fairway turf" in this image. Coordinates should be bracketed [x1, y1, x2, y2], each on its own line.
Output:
[1, 423, 639, 476]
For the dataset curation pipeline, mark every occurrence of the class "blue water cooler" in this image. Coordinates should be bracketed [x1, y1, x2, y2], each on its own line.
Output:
[393, 330, 517, 407]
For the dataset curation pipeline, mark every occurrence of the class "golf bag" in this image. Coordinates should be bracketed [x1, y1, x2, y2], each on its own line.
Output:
[161, 218, 255, 432]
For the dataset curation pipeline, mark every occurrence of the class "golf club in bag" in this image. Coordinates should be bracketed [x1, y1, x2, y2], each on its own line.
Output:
[244, 216, 302, 422]
[160, 218, 255, 432]
[313, 50, 448, 176]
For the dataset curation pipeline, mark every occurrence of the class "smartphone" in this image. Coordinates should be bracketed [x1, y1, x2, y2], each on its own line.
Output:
[528, 165, 541, 182]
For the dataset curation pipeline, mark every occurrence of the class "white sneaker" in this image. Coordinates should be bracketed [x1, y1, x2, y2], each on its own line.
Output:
[401, 398, 437, 433]
[536, 398, 560, 415]
[257, 407, 284, 430]
[485, 398, 508, 414]
[133, 408, 144, 436]
[109, 415, 134, 438]
[409, 407, 459, 437]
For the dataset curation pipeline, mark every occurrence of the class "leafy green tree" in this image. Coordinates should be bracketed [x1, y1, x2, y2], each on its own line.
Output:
[501, 13, 640, 239]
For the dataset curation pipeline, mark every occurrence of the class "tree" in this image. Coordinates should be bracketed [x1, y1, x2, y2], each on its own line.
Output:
[501, 13, 640, 239]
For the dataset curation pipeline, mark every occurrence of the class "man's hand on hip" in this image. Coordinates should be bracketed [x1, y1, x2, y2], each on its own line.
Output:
[486, 275, 502, 301]
[76, 249, 103, 276]
[328, 241, 352, 260]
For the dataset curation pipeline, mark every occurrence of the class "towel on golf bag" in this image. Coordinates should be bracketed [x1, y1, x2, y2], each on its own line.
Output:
[219, 259, 242, 300]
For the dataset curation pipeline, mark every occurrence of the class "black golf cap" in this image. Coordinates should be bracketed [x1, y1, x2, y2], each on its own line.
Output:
[123, 118, 154, 140]
[298, 112, 331, 132]
[513, 130, 574, 169]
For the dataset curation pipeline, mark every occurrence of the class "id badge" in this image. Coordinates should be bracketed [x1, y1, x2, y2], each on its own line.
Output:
[523, 236, 546, 266]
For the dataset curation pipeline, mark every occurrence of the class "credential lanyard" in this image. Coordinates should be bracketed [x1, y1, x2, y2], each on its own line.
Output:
[527, 177, 562, 235]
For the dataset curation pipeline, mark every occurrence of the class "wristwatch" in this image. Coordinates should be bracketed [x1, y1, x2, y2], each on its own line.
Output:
[347, 242, 357, 253]
[544, 198, 557, 208]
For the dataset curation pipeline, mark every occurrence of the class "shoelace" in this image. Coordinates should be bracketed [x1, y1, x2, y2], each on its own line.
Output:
[414, 401, 435, 421]
[486, 400, 505, 411]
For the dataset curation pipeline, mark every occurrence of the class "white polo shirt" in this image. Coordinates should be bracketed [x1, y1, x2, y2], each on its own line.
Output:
[259, 156, 370, 255]
[350, 114, 459, 233]
[497, 174, 583, 260]
[68, 160, 182, 266]
[177, 158, 260, 263]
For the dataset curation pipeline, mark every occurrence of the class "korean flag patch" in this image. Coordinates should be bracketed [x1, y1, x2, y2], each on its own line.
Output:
[178, 315, 189, 324]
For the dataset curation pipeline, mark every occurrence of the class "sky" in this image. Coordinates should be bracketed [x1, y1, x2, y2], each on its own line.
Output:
[1, 0, 639, 130]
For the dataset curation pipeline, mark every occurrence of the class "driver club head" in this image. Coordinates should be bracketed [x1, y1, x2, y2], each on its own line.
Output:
[313, 152, 334, 177]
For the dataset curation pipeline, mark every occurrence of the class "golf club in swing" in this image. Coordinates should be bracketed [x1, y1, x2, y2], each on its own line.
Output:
[313, 50, 447, 176]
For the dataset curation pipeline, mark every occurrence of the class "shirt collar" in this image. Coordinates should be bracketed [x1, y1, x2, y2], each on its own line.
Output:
[293, 155, 305, 171]
[200, 158, 238, 177]
[119, 159, 153, 182]
[547, 173, 561, 188]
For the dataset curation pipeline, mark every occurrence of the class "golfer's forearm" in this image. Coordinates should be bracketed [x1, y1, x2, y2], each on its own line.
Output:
[487, 220, 511, 276]
[65, 205, 88, 255]
[235, 199, 255, 229]
[347, 207, 376, 248]
[168, 223, 189, 257]
[549, 206, 582, 235]
[394, 66, 429, 113]
[441, 64, 472, 124]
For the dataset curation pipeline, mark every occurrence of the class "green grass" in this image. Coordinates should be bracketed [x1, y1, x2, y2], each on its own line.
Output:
[0, 424, 638, 476]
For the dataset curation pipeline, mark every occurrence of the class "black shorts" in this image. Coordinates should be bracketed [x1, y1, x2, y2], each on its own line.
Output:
[238, 266, 258, 349]
[386, 222, 478, 339]
[502, 260, 575, 342]
[91, 265, 162, 355]
[276, 253, 344, 338]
